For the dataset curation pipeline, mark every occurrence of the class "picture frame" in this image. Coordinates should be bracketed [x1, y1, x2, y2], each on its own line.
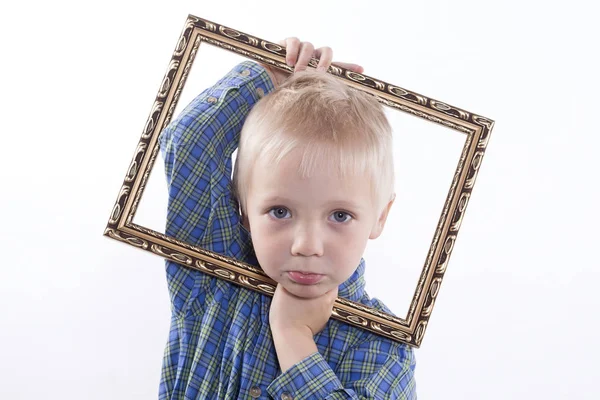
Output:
[104, 14, 495, 347]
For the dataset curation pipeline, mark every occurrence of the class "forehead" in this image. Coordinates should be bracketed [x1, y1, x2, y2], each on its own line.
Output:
[249, 149, 374, 208]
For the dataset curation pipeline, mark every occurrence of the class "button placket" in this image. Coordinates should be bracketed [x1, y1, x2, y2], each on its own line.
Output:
[249, 386, 262, 398]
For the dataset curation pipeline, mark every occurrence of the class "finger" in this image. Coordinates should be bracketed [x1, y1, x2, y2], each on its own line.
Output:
[332, 62, 364, 74]
[295, 41, 315, 72]
[328, 289, 338, 309]
[314, 46, 333, 72]
[283, 37, 301, 66]
[326, 286, 339, 301]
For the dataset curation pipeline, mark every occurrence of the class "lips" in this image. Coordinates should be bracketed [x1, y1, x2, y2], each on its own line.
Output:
[287, 271, 324, 285]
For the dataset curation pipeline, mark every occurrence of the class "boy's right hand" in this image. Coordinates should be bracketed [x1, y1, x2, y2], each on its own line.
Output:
[262, 37, 365, 87]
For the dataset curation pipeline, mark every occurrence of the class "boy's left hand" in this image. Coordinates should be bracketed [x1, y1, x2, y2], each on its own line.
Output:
[269, 284, 338, 372]
[269, 284, 338, 337]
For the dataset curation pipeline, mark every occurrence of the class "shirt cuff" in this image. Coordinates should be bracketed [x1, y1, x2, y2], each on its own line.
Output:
[222, 60, 276, 108]
[267, 352, 349, 400]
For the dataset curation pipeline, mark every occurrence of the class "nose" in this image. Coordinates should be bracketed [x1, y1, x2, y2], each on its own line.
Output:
[290, 222, 324, 257]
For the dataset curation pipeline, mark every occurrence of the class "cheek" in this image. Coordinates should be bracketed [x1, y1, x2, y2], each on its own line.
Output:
[249, 219, 288, 270]
[333, 222, 370, 245]
[332, 225, 370, 273]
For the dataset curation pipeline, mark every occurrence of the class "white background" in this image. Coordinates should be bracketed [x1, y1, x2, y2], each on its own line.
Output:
[1, 1, 598, 399]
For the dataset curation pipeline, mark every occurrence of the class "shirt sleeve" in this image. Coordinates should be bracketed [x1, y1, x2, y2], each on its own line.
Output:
[158, 60, 275, 316]
[266, 339, 417, 400]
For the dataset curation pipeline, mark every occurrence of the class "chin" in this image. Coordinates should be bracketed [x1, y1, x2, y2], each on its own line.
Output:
[283, 281, 331, 299]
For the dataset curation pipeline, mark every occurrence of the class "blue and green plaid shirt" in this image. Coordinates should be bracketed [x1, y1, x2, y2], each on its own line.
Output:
[158, 61, 416, 399]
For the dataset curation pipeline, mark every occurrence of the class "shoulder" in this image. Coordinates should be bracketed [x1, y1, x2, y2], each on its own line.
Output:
[320, 315, 415, 366]
[318, 319, 416, 398]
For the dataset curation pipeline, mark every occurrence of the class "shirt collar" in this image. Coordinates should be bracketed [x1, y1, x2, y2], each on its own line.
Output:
[338, 258, 366, 302]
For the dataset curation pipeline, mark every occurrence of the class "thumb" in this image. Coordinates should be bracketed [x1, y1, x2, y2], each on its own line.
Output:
[328, 286, 339, 301]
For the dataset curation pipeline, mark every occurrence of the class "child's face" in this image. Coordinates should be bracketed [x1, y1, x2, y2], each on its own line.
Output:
[243, 149, 393, 299]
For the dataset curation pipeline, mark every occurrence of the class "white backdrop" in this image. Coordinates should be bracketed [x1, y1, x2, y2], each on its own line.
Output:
[0, 1, 598, 399]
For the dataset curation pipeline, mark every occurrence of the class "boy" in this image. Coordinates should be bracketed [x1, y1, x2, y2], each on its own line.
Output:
[158, 38, 416, 399]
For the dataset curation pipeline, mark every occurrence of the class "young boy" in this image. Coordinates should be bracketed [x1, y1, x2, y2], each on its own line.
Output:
[158, 39, 416, 399]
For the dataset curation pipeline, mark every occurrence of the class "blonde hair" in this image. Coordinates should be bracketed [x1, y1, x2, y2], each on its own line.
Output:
[233, 68, 395, 217]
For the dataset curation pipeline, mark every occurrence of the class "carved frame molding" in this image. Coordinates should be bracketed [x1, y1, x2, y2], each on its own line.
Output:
[104, 14, 495, 347]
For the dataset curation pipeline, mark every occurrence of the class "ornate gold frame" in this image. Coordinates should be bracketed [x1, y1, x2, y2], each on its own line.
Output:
[104, 14, 494, 347]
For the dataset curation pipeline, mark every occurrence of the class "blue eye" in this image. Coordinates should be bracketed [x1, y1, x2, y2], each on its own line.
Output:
[330, 211, 352, 223]
[268, 207, 291, 219]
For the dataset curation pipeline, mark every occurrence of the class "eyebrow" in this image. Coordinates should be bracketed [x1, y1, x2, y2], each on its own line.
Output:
[261, 196, 365, 211]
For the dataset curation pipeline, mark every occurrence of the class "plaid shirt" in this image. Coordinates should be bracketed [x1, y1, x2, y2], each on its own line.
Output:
[158, 61, 416, 399]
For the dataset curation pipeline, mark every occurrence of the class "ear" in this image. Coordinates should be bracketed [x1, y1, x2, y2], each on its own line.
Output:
[369, 193, 395, 240]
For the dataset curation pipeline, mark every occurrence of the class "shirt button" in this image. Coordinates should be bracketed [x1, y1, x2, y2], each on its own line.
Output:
[281, 393, 293, 400]
[249, 386, 261, 398]
[207, 96, 218, 104]
[240, 69, 251, 76]
[256, 87, 265, 98]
